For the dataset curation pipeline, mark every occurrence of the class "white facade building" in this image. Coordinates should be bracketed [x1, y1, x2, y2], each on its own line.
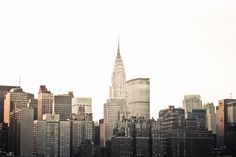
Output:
[126, 78, 150, 119]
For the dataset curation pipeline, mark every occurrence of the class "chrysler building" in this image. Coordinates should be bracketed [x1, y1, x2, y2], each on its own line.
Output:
[109, 40, 127, 99]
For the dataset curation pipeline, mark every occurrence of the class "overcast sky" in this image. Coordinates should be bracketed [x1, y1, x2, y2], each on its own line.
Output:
[1, 0, 236, 121]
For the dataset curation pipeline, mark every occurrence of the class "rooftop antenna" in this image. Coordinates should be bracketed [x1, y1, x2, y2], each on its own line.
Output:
[230, 93, 233, 99]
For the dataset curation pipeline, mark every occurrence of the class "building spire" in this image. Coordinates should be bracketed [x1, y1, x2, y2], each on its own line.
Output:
[117, 34, 120, 55]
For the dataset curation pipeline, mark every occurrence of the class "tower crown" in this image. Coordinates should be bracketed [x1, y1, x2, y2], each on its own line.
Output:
[109, 39, 127, 99]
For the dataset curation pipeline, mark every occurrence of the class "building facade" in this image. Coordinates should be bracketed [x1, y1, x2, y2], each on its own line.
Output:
[59, 121, 71, 157]
[71, 119, 94, 156]
[126, 78, 150, 119]
[4, 87, 28, 126]
[72, 97, 92, 115]
[216, 99, 236, 155]
[203, 103, 216, 134]
[183, 95, 202, 118]
[37, 85, 53, 120]
[9, 107, 34, 156]
[54, 92, 73, 120]
[0, 85, 19, 122]
[159, 106, 214, 157]
[103, 41, 127, 144]
[33, 114, 60, 157]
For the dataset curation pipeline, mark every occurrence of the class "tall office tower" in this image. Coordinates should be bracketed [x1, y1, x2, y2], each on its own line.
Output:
[54, 92, 73, 120]
[109, 41, 127, 99]
[216, 99, 236, 155]
[203, 103, 216, 134]
[183, 95, 202, 118]
[33, 114, 60, 157]
[126, 78, 150, 119]
[71, 114, 94, 156]
[38, 85, 53, 120]
[103, 41, 127, 144]
[4, 87, 28, 126]
[9, 107, 34, 156]
[59, 121, 71, 157]
[0, 85, 19, 122]
[159, 106, 214, 157]
[72, 97, 92, 115]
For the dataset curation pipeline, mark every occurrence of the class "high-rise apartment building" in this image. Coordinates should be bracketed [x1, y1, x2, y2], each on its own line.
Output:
[9, 107, 34, 156]
[54, 92, 73, 120]
[71, 116, 94, 156]
[33, 114, 60, 157]
[72, 97, 92, 115]
[203, 103, 216, 134]
[37, 85, 53, 120]
[59, 121, 71, 157]
[216, 99, 236, 155]
[126, 78, 150, 119]
[183, 95, 202, 118]
[4, 87, 28, 126]
[0, 85, 19, 122]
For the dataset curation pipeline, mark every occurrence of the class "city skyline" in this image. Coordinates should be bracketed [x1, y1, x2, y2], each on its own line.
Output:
[1, 1, 236, 121]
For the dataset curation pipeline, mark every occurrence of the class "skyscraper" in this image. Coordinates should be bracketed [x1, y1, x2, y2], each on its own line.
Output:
[183, 95, 202, 118]
[103, 40, 127, 143]
[71, 113, 94, 156]
[216, 99, 236, 155]
[59, 121, 71, 157]
[72, 97, 92, 115]
[9, 107, 34, 156]
[54, 92, 73, 120]
[203, 103, 216, 134]
[33, 114, 60, 157]
[109, 40, 127, 99]
[37, 85, 53, 120]
[126, 78, 150, 119]
[0, 85, 19, 122]
[4, 87, 28, 126]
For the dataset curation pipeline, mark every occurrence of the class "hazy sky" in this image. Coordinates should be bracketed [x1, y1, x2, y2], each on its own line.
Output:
[1, 0, 236, 121]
